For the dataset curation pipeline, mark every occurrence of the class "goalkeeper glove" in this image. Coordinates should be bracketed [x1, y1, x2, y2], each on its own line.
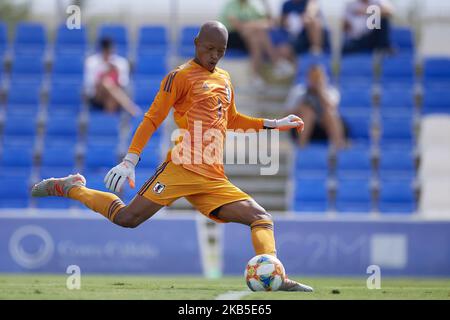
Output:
[104, 153, 139, 193]
[264, 114, 305, 132]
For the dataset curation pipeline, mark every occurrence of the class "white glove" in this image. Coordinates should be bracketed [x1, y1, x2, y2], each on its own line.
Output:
[264, 114, 305, 132]
[104, 153, 139, 193]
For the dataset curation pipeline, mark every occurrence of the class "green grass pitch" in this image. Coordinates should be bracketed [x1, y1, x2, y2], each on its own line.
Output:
[0, 275, 448, 300]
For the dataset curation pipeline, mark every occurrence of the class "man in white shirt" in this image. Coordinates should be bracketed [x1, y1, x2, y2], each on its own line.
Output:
[84, 38, 141, 116]
[342, 0, 394, 54]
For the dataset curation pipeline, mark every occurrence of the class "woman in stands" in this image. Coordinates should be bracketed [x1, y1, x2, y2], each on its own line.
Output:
[84, 37, 141, 116]
[286, 64, 347, 149]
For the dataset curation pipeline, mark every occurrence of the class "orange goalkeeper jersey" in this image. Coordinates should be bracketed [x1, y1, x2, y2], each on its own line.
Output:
[128, 59, 264, 180]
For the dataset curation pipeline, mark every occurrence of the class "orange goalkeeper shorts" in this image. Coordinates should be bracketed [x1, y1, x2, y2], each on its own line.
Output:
[137, 161, 251, 222]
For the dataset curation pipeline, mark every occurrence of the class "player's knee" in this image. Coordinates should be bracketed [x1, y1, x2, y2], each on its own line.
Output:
[114, 209, 142, 228]
[121, 219, 141, 229]
[249, 209, 272, 225]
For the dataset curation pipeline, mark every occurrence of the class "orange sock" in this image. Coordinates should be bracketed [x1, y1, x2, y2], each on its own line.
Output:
[68, 186, 125, 222]
[250, 219, 277, 256]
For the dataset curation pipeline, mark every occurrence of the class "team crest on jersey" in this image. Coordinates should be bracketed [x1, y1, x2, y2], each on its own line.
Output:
[153, 182, 166, 194]
[202, 82, 209, 90]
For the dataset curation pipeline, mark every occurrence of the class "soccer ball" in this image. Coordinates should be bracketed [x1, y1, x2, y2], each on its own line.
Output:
[244, 254, 285, 292]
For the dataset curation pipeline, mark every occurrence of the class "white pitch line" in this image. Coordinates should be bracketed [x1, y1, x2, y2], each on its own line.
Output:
[215, 290, 252, 300]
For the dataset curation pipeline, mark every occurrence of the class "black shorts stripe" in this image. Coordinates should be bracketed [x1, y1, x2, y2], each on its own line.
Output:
[138, 162, 169, 196]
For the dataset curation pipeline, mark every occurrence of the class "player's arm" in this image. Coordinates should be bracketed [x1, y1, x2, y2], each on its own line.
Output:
[227, 84, 304, 132]
[104, 71, 183, 192]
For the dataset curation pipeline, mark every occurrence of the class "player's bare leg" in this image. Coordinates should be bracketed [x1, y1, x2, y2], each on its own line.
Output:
[303, 15, 323, 54]
[99, 78, 141, 116]
[31, 174, 163, 228]
[113, 195, 163, 228]
[216, 199, 314, 292]
[296, 105, 316, 147]
[321, 108, 346, 150]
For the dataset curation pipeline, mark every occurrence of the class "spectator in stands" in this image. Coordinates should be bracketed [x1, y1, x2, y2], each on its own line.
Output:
[220, 0, 295, 87]
[285, 64, 346, 149]
[342, 0, 395, 54]
[84, 37, 141, 116]
[278, 0, 329, 55]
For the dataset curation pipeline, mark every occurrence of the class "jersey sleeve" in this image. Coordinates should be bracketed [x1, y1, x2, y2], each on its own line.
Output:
[226, 84, 264, 131]
[128, 71, 184, 155]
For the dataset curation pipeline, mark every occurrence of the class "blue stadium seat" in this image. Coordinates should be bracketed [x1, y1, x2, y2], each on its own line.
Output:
[1, 135, 35, 149]
[0, 177, 30, 208]
[82, 169, 110, 192]
[423, 57, 450, 88]
[7, 84, 40, 105]
[0, 146, 33, 168]
[134, 54, 167, 80]
[0, 166, 32, 179]
[2, 115, 37, 136]
[379, 87, 415, 117]
[391, 27, 414, 53]
[97, 24, 128, 56]
[422, 88, 450, 114]
[0, 53, 3, 76]
[423, 57, 450, 83]
[11, 54, 45, 83]
[42, 137, 78, 151]
[84, 145, 118, 170]
[293, 178, 328, 213]
[133, 83, 160, 109]
[340, 87, 373, 111]
[378, 179, 415, 213]
[85, 134, 120, 148]
[41, 146, 76, 168]
[13, 22, 47, 55]
[51, 54, 84, 84]
[341, 114, 372, 142]
[138, 25, 168, 54]
[48, 84, 82, 115]
[380, 117, 414, 146]
[380, 55, 415, 85]
[45, 114, 79, 138]
[335, 178, 372, 213]
[336, 146, 372, 179]
[294, 146, 329, 179]
[337, 78, 373, 91]
[379, 148, 415, 179]
[0, 22, 7, 58]
[339, 54, 374, 81]
[54, 24, 87, 55]
[6, 84, 41, 116]
[178, 26, 199, 57]
[39, 166, 78, 180]
[86, 113, 120, 137]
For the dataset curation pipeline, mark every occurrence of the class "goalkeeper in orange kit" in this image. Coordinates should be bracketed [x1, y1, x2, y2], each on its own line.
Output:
[32, 21, 313, 292]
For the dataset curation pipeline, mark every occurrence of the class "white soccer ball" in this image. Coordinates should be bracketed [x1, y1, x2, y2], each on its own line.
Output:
[244, 254, 286, 292]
